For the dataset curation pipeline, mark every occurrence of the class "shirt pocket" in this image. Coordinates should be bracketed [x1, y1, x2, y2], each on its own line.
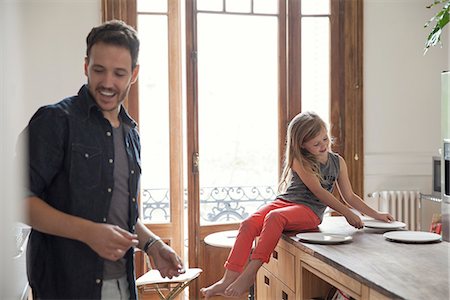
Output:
[70, 144, 102, 189]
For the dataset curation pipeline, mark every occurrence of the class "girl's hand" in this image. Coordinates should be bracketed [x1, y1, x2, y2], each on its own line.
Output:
[375, 212, 395, 223]
[344, 212, 364, 229]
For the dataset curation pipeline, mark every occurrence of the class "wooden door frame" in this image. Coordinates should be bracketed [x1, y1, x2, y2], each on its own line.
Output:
[342, 0, 364, 198]
[102, 0, 185, 279]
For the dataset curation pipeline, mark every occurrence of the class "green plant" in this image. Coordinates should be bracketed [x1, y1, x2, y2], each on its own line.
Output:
[424, 0, 450, 54]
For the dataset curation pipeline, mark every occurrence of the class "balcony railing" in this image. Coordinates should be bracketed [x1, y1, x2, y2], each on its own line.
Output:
[141, 186, 277, 223]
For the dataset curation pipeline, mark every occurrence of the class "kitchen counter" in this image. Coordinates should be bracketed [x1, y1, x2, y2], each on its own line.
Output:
[284, 216, 449, 300]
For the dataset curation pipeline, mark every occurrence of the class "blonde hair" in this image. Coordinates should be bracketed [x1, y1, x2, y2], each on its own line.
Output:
[278, 111, 329, 193]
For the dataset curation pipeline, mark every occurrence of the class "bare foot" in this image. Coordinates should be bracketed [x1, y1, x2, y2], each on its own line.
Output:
[201, 269, 240, 299]
[224, 260, 262, 298]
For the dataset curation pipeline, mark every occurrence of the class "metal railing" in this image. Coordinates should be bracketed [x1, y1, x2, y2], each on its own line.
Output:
[141, 186, 277, 223]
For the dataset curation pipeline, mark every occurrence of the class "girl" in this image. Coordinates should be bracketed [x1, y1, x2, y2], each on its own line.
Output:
[200, 111, 393, 299]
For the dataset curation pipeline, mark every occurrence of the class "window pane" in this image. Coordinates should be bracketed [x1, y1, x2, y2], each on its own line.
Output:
[301, 17, 330, 125]
[137, 15, 171, 224]
[197, 0, 223, 12]
[254, 0, 278, 14]
[226, 0, 251, 13]
[197, 13, 279, 225]
[301, 0, 330, 15]
[137, 0, 167, 13]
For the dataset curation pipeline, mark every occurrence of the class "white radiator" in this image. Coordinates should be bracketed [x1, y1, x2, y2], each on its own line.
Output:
[368, 190, 420, 230]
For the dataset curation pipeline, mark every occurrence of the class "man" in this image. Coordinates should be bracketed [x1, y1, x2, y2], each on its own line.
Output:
[23, 20, 184, 299]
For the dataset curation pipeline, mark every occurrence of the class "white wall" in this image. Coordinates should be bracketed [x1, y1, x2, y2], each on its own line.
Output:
[15, 0, 102, 137]
[0, 0, 100, 298]
[364, 0, 449, 202]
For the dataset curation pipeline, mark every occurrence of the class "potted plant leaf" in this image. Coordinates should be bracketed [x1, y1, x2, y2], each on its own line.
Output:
[424, 0, 450, 53]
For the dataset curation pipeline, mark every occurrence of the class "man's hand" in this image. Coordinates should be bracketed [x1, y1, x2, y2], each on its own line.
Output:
[26, 197, 138, 261]
[83, 223, 138, 261]
[148, 241, 185, 279]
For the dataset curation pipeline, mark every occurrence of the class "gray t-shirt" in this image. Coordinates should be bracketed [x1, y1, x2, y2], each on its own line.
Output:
[103, 123, 130, 280]
[277, 152, 340, 220]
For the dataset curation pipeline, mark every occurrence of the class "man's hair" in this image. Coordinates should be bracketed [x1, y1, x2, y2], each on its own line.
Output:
[86, 20, 140, 70]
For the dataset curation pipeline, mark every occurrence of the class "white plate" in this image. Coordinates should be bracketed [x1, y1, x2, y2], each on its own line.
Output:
[383, 231, 442, 243]
[363, 219, 406, 229]
[296, 232, 352, 244]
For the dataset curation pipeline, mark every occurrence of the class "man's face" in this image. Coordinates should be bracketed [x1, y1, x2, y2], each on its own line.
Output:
[84, 42, 139, 119]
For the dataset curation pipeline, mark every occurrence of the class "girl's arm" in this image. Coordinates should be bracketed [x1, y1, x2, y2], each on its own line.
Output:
[292, 158, 364, 229]
[336, 155, 394, 222]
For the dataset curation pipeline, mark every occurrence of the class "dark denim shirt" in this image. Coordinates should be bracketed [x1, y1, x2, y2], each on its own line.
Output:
[24, 85, 141, 299]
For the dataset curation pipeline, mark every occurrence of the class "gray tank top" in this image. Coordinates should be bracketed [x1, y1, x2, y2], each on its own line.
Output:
[277, 152, 340, 221]
[103, 123, 130, 280]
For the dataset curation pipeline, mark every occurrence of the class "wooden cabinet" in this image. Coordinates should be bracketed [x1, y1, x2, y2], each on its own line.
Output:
[299, 251, 369, 300]
[256, 217, 450, 299]
[256, 267, 276, 299]
[256, 238, 392, 300]
[256, 240, 297, 300]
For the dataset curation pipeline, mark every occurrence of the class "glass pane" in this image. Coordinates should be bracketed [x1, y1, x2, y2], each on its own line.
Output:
[226, 0, 251, 13]
[301, 17, 330, 126]
[254, 0, 278, 14]
[137, 15, 171, 224]
[197, 13, 279, 225]
[301, 0, 330, 15]
[137, 0, 167, 13]
[197, 0, 223, 12]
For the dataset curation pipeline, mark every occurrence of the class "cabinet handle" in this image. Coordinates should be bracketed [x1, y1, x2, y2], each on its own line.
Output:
[282, 291, 288, 300]
[264, 276, 270, 286]
[272, 250, 278, 260]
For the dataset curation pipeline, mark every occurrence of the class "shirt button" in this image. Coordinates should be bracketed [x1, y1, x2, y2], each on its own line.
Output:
[130, 170, 135, 174]
[106, 131, 111, 137]
[109, 158, 113, 164]
[103, 218, 107, 222]
[132, 197, 136, 202]
[84, 153, 89, 158]
[96, 279, 101, 284]
[107, 188, 112, 193]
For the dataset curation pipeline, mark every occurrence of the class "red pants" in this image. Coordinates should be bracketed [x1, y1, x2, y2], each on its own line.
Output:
[224, 199, 320, 273]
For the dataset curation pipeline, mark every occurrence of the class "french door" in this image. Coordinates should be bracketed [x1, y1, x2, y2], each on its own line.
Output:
[103, 1, 363, 299]
[186, 0, 363, 298]
[186, 1, 283, 298]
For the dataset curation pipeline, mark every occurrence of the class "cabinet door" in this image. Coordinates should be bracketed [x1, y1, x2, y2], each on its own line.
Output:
[256, 268, 277, 299]
[265, 244, 296, 291]
[276, 279, 295, 300]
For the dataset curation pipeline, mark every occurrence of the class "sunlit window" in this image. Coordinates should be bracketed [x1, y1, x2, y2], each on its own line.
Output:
[137, 5, 171, 224]
[137, 0, 334, 225]
[197, 12, 279, 224]
[300, 0, 331, 126]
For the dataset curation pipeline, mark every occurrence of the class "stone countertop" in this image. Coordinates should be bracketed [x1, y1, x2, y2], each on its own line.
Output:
[284, 216, 450, 300]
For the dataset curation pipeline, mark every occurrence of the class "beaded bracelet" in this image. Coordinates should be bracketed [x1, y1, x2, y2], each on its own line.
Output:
[143, 237, 161, 253]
